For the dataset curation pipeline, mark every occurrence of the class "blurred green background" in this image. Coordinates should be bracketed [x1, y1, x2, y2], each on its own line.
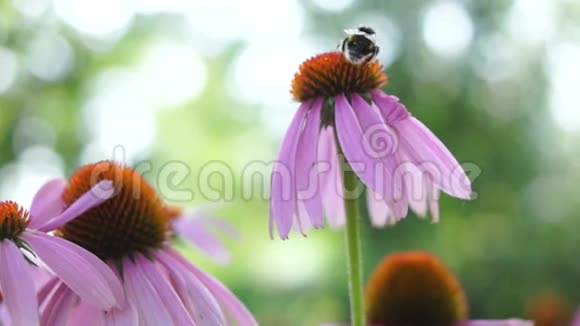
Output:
[1, 0, 579, 324]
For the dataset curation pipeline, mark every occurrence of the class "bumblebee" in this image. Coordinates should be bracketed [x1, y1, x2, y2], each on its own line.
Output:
[338, 26, 380, 65]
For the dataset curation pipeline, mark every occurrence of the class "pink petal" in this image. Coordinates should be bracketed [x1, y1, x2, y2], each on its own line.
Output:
[293, 202, 314, 234]
[28, 178, 66, 229]
[456, 320, 533, 326]
[395, 117, 471, 200]
[573, 310, 580, 326]
[37, 180, 115, 232]
[317, 127, 345, 228]
[122, 258, 173, 325]
[69, 299, 105, 326]
[335, 94, 410, 218]
[295, 98, 324, 228]
[366, 191, 390, 227]
[173, 217, 233, 265]
[370, 90, 410, 123]
[40, 281, 76, 326]
[155, 250, 227, 325]
[135, 255, 193, 325]
[350, 94, 409, 218]
[0, 240, 39, 326]
[0, 303, 10, 325]
[104, 304, 138, 326]
[186, 208, 240, 239]
[165, 247, 258, 326]
[22, 231, 121, 310]
[269, 100, 312, 239]
[37, 276, 60, 307]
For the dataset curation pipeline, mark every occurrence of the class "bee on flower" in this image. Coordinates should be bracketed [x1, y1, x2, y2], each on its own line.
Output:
[269, 26, 473, 239]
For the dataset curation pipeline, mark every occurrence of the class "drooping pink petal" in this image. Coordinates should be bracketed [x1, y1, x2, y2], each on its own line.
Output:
[40, 281, 76, 326]
[165, 247, 258, 326]
[334, 94, 380, 193]
[28, 178, 66, 229]
[173, 217, 233, 265]
[371, 89, 471, 198]
[0, 303, 11, 325]
[456, 320, 533, 326]
[0, 240, 39, 326]
[185, 208, 241, 239]
[135, 255, 194, 325]
[22, 231, 121, 310]
[369, 90, 410, 124]
[293, 202, 314, 234]
[317, 127, 345, 228]
[37, 276, 60, 307]
[349, 94, 409, 218]
[37, 180, 115, 232]
[155, 250, 227, 325]
[104, 304, 138, 326]
[295, 98, 325, 228]
[122, 258, 173, 325]
[399, 158, 428, 218]
[30, 265, 53, 291]
[366, 191, 391, 227]
[270, 100, 312, 239]
[69, 299, 106, 326]
[396, 117, 471, 199]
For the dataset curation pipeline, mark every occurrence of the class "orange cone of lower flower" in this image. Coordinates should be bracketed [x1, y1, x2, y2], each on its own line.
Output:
[365, 251, 468, 325]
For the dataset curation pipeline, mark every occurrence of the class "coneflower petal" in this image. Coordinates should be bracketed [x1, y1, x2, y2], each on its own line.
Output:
[28, 178, 66, 229]
[396, 117, 471, 199]
[122, 258, 173, 326]
[69, 300, 106, 326]
[369, 90, 410, 123]
[135, 255, 194, 325]
[270, 100, 311, 238]
[104, 304, 138, 326]
[349, 94, 409, 218]
[317, 127, 345, 228]
[457, 320, 533, 326]
[366, 191, 391, 227]
[22, 231, 120, 310]
[295, 97, 324, 228]
[335, 94, 409, 219]
[37, 180, 115, 232]
[173, 217, 232, 265]
[166, 247, 258, 326]
[0, 240, 39, 326]
[49, 238, 125, 305]
[40, 281, 75, 326]
[156, 250, 227, 325]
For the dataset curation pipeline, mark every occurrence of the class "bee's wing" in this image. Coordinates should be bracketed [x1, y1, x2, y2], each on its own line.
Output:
[343, 28, 359, 35]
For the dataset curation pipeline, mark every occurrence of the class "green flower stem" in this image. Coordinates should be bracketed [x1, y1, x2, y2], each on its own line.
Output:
[337, 137, 366, 326]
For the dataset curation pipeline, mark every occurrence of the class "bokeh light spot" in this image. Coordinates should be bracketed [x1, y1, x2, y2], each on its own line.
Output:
[0, 47, 18, 94]
[422, 1, 473, 57]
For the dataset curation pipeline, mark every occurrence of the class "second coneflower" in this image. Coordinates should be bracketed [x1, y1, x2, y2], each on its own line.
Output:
[270, 29, 472, 326]
[38, 161, 257, 325]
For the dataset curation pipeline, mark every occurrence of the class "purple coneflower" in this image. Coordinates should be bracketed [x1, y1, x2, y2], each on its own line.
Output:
[324, 251, 531, 326]
[0, 179, 124, 326]
[270, 51, 472, 238]
[38, 161, 257, 325]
